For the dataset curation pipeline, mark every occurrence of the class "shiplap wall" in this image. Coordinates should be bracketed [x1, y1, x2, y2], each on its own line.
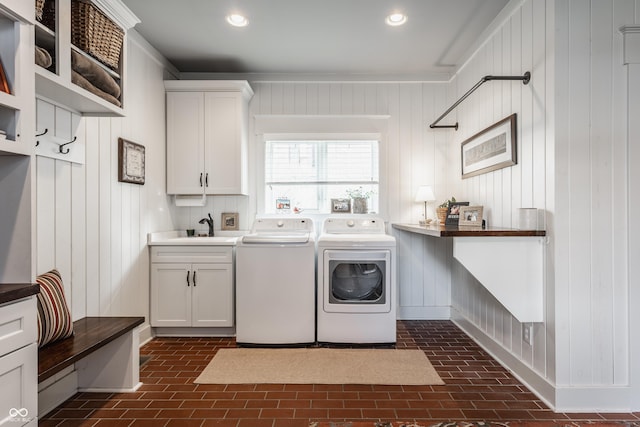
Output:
[449, 0, 639, 411]
[174, 81, 455, 318]
[449, 0, 551, 377]
[34, 34, 174, 332]
[248, 82, 454, 319]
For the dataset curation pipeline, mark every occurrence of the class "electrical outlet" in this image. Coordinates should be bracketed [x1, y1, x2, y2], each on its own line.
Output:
[522, 323, 533, 345]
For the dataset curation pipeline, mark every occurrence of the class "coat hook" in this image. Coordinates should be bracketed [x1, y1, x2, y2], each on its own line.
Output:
[59, 136, 77, 154]
[36, 128, 48, 146]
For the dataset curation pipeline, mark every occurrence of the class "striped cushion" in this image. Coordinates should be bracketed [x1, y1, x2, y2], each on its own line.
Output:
[36, 269, 74, 347]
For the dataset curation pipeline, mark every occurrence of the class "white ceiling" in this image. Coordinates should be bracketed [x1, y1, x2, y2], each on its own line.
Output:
[121, 0, 510, 80]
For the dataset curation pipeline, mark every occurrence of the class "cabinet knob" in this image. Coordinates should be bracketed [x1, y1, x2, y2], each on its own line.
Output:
[199, 173, 203, 187]
[186, 270, 190, 286]
[193, 270, 197, 286]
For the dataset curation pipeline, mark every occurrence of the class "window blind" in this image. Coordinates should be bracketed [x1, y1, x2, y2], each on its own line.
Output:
[265, 140, 379, 213]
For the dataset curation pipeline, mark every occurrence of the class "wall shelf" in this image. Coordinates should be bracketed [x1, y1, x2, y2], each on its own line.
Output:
[392, 223, 546, 323]
[36, 67, 124, 116]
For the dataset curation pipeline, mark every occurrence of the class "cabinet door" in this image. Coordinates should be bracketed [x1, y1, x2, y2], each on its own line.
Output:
[166, 92, 205, 194]
[204, 92, 246, 195]
[150, 263, 192, 327]
[0, 343, 37, 426]
[191, 263, 234, 327]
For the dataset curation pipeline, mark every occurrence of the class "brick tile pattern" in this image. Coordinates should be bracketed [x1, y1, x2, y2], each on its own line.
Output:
[40, 321, 640, 427]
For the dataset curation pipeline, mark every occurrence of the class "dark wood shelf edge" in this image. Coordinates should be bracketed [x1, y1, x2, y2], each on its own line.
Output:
[392, 223, 546, 238]
[0, 283, 40, 305]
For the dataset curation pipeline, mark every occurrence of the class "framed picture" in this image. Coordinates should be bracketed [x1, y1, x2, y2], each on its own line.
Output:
[461, 114, 517, 179]
[331, 198, 351, 213]
[118, 138, 145, 185]
[459, 206, 484, 227]
[276, 198, 290, 211]
[221, 212, 239, 230]
[445, 201, 469, 226]
[0, 56, 10, 94]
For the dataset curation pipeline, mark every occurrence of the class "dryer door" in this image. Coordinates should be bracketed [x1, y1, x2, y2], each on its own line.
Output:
[322, 250, 391, 313]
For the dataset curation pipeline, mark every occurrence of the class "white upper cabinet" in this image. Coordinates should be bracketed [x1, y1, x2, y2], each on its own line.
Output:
[165, 80, 253, 196]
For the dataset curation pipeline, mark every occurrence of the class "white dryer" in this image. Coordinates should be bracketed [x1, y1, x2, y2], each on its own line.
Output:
[236, 217, 315, 345]
[317, 216, 396, 344]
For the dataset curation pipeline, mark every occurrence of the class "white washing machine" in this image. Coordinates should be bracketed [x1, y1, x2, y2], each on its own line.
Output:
[236, 217, 316, 345]
[317, 216, 396, 344]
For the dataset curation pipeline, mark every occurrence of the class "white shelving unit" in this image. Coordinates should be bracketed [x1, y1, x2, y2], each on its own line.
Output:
[34, 0, 139, 116]
[0, 0, 35, 286]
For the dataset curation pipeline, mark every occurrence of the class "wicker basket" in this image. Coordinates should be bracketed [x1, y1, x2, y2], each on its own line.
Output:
[35, 0, 45, 21]
[71, 0, 123, 70]
[40, 0, 56, 31]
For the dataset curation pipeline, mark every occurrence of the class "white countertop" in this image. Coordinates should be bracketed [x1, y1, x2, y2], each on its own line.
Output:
[148, 231, 241, 246]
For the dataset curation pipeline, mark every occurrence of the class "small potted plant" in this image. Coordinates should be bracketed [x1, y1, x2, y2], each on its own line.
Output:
[346, 187, 374, 214]
[437, 196, 456, 224]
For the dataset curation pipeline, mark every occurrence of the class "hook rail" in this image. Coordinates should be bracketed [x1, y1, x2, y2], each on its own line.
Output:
[35, 128, 48, 146]
[59, 136, 77, 154]
[429, 71, 531, 130]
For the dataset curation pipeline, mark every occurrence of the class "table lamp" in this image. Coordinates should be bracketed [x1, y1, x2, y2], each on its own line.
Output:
[415, 185, 435, 225]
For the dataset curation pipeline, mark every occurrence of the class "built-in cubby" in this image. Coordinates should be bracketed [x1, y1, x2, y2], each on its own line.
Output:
[0, 6, 32, 155]
[0, 1, 34, 284]
[34, 0, 139, 116]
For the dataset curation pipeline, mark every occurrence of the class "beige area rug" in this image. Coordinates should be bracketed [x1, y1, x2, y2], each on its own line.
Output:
[194, 348, 444, 385]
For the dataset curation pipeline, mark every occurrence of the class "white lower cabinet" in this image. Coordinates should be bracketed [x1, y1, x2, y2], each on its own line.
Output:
[0, 297, 37, 426]
[150, 246, 234, 328]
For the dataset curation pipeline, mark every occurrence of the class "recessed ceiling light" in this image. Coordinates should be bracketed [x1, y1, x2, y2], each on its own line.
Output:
[226, 14, 248, 27]
[385, 13, 407, 26]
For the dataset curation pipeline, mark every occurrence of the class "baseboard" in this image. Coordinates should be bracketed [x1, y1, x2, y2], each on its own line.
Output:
[138, 324, 153, 346]
[38, 369, 78, 418]
[555, 385, 631, 413]
[451, 310, 556, 410]
[397, 306, 451, 320]
[452, 310, 635, 413]
[79, 381, 143, 393]
[152, 326, 236, 337]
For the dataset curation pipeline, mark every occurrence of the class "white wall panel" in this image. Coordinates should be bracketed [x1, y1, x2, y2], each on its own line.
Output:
[236, 81, 451, 318]
[34, 38, 174, 325]
[449, 0, 637, 411]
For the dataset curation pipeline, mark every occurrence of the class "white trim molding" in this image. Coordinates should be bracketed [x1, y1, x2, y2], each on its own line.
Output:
[454, 310, 636, 413]
[93, 0, 140, 30]
[620, 26, 640, 65]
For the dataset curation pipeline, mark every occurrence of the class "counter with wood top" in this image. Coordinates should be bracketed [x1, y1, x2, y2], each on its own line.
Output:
[392, 222, 546, 323]
[392, 222, 546, 238]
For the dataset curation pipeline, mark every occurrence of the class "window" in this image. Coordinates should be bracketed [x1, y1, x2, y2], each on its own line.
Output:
[265, 140, 379, 213]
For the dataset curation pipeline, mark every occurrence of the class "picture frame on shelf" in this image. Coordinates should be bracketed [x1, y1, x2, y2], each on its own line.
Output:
[221, 212, 239, 231]
[276, 198, 290, 211]
[461, 114, 517, 179]
[459, 206, 484, 227]
[0, 56, 10, 94]
[331, 198, 351, 213]
[118, 138, 145, 185]
[445, 201, 469, 226]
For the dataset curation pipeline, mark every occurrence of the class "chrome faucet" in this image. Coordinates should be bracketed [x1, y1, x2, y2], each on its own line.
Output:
[199, 213, 215, 237]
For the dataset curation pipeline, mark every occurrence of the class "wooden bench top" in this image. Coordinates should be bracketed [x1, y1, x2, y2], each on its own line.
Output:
[38, 316, 145, 383]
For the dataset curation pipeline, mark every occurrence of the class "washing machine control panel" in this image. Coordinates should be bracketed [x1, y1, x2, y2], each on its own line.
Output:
[252, 217, 314, 233]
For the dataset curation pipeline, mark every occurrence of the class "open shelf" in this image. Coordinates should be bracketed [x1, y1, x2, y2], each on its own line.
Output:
[32, 0, 139, 117]
[35, 66, 124, 116]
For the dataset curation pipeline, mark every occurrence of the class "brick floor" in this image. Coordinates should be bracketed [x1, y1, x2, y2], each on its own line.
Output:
[39, 320, 640, 427]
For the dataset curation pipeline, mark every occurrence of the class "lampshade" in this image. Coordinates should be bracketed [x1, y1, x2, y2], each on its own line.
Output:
[415, 185, 435, 202]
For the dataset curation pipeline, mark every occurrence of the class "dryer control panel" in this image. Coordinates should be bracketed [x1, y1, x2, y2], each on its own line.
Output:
[322, 217, 386, 234]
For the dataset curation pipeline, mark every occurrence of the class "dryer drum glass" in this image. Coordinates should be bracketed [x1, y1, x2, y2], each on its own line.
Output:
[331, 263, 383, 301]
